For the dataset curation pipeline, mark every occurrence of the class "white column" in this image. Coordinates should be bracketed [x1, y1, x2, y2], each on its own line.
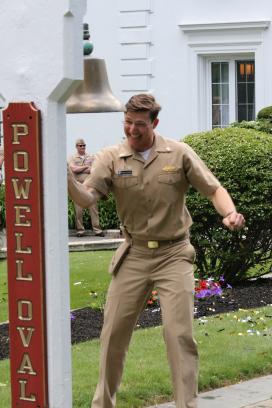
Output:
[0, 0, 86, 406]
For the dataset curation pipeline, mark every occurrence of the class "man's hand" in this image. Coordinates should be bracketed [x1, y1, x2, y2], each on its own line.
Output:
[209, 187, 246, 231]
[222, 211, 245, 231]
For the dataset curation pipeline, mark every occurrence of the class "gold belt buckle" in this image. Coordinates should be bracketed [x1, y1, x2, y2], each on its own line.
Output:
[148, 241, 159, 249]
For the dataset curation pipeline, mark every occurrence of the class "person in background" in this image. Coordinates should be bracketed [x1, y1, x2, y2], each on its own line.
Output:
[68, 138, 104, 237]
[68, 94, 245, 408]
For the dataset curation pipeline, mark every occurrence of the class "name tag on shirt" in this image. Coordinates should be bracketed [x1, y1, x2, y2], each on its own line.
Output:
[117, 170, 133, 176]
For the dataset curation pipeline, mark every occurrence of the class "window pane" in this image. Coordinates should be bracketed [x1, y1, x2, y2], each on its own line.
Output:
[212, 105, 220, 126]
[236, 60, 255, 122]
[237, 83, 246, 104]
[212, 84, 220, 104]
[222, 84, 229, 104]
[221, 63, 229, 83]
[237, 62, 246, 82]
[248, 104, 255, 121]
[211, 62, 229, 128]
[248, 83, 255, 104]
[246, 62, 254, 82]
[212, 63, 220, 83]
[222, 105, 229, 126]
[238, 105, 247, 122]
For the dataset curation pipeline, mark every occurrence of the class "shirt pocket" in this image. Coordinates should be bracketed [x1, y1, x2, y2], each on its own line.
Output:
[113, 175, 138, 189]
[158, 171, 182, 184]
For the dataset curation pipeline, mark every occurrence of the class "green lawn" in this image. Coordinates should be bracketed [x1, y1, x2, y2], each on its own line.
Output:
[69, 251, 113, 311]
[0, 251, 114, 323]
[0, 259, 8, 323]
[1, 306, 272, 407]
[1, 251, 272, 406]
[1, 251, 270, 322]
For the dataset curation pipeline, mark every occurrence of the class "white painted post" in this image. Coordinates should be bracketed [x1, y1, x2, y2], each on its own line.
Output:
[0, 0, 86, 406]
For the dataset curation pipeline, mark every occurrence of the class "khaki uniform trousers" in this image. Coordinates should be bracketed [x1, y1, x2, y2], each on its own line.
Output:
[91, 239, 198, 408]
[74, 202, 102, 234]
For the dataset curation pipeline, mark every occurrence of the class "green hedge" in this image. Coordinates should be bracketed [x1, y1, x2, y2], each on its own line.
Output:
[68, 193, 120, 230]
[231, 105, 272, 134]
[184, 127, 272, 283]
[231, 119, 272, 135]
[257, 105, 272, 120]
[0, 185, 120, 231]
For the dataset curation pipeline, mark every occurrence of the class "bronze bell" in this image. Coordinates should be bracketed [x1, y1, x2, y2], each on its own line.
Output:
[66, 58, 125, 113]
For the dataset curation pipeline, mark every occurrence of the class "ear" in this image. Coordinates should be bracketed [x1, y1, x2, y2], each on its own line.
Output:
[152, 118, 159, 129]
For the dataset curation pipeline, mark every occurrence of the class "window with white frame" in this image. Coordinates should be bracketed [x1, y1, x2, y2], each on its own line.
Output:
[236, 60, 255, 122]
[209, 56, 255, 129]
[179, 20, 269, 132]
[211, 62, 229, 128]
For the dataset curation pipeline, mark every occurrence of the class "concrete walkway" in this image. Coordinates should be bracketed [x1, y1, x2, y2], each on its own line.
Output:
[148, 375, 272, 408]
[68, 229, 123, 251]
[0, 229, 124, 258]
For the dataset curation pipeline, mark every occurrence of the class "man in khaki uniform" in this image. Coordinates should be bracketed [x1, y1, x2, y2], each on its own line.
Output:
[68, 94, 245, 408]
[68, 138, 104, 237]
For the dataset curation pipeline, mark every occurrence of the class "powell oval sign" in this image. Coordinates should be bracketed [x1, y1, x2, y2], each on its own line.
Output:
[3, 102, 48, 407]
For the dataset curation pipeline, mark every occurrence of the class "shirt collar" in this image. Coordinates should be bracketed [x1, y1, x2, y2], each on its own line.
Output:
[119, 133, 172, 158]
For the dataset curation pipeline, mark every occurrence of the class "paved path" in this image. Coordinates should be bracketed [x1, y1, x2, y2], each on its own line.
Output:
[0, 229, 124, 258]
[68, 229, 123, 251]
[148, 375, 272, 408]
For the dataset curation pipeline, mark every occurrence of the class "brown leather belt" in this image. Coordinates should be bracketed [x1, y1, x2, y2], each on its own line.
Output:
[131, 235, 189, 249]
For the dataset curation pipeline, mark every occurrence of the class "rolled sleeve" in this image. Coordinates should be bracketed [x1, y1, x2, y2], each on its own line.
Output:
[83, 150, 113, 197]
[182, 143, 221, 197]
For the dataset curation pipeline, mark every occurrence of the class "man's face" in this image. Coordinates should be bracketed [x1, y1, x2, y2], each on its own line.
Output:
[124, 111, 158, 152]
[76, 142, 86, 155]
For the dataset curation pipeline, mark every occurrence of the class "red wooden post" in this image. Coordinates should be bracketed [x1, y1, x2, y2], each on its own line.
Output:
[3, 102, 48, 407]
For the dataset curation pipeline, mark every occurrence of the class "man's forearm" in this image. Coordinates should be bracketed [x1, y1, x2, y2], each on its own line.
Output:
[67, 169, 100, 208]
[208, 186, 245, 231]
[209, 186, 236, 218]
[69, 164, 89, 174]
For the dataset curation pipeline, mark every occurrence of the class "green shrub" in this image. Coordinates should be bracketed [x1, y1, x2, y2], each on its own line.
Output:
[0, 181, 119, 231]
[231, 105, 272, 135]
[68, 197, 76, 229]
[184, 127, 272, 284]
[257, 105, 272, 121]
[97, 193, 120, 230]
[231, 119, 272, 135]
[68, 193, 120, 230]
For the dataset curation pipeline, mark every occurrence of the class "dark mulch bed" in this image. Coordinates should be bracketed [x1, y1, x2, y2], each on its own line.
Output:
[1, 277, 272, 360]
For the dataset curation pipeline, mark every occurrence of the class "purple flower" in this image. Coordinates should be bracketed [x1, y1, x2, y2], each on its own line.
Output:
[70, 312, 76, 321]
[210, 287, 223, 296]
[195, 289, 210, 299]
[195, 277, 231, 300]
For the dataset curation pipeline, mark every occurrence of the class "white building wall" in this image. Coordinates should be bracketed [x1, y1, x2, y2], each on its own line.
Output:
[66, 0, 272, 156]
[0, 1, 86, 406]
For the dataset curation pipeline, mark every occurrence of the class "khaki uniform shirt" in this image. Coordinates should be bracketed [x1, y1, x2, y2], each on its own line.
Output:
[68, 152, 95, 183]
[85, 134, 221, 241]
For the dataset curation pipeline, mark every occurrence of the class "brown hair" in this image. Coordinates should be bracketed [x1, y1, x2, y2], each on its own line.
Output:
[125, 93, 161, 122]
